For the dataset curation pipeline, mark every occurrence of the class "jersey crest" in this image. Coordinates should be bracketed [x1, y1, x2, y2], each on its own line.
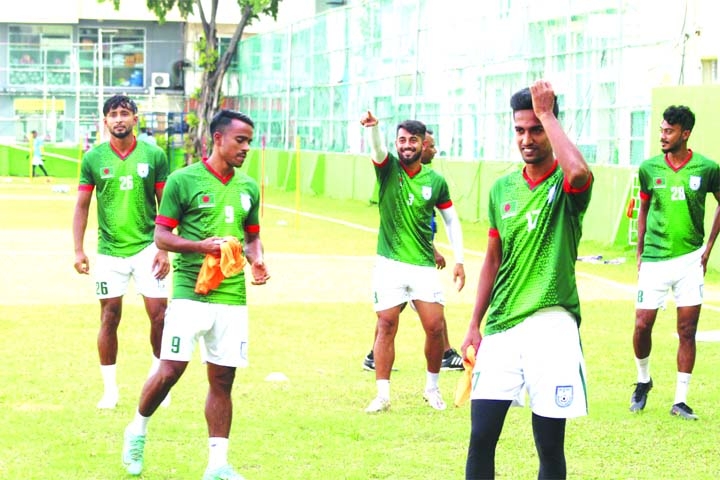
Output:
[240, 193, 252, 211]
[137, 163, 149, 178]
[689, 175, 701, 191]
[421, 185, 432, 200]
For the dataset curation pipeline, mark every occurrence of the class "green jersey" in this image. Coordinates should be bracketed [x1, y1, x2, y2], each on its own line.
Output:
[638, 150, 720, 261]
[157, 161, 260, 306]
[485, 162, 593, 335]
[374, 153, 452, 266]
[79, 139, 168, 257]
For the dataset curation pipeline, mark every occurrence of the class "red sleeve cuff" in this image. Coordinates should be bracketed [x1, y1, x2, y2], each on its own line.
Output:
[373, 154, 389, 167]
[563, 173, 593, 194]
[155, 215, 179, 228]
[437, 200, 453, 210]
[78, 184, 94, 192]
[639, 191, 650, 201]
[155, 181, 166, 189]
[245, 224, 260, 234]
[489, 228, 499, 238]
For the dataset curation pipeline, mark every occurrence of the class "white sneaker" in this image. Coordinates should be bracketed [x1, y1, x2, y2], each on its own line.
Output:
[160, 391, 171, 408]
[97, 389, 119, 409]
[423, 388, 447, 411]
[365, 396, 390, 413]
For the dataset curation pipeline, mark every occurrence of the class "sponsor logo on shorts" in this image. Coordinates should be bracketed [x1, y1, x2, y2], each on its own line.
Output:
[555, 385, 573, 407]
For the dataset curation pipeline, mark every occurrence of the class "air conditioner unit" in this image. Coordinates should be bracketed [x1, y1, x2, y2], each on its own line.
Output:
[151, 72, 170, 88]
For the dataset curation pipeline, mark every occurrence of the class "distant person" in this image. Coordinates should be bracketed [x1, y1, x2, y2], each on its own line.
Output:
[362, 129, 464, 372]
[360, 112, 466, 413]
[73, 94, 170, 410]
[30, 130, 49, 177]
[121, 110, 270, 479]
[630, 105, 720, 421]
[138, 127, 157, 146]
[462, 80, 592, 479]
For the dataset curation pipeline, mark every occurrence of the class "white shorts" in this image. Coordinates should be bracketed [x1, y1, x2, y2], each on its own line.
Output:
[371, 256, 444, 312]
[94, 243, 168, 299]
[470, 307, 588, 419]
[636, 247, 704, 309]
[160, 299, 249, 368]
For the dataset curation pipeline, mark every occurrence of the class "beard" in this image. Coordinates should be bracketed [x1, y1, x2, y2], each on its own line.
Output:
[109, 127, 132, 140]
[398, 149, 421, 166]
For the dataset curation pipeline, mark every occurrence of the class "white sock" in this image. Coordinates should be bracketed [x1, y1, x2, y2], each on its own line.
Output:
[128, 410, 151, 436]
[376, 379, 390, 399]
[100, 364, 118, 393]
[635, 356, 650, 383]
[425, 371, 440, 392]
[674, 372, 692, 405]
[208, 437, 229, 470]
[148, 356, 161, 377]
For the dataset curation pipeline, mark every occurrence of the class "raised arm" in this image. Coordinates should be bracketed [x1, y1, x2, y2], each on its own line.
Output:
[530, 80, 591, 189]
[360, 111, 387, 164]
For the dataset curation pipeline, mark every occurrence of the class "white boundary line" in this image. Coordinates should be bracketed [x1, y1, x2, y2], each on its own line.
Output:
[264, 203, 720, 314]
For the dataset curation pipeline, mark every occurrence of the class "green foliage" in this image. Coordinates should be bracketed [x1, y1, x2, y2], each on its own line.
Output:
[195, 36, 218, 73]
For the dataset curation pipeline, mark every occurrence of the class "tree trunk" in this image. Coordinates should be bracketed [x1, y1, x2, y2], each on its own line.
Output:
[187, 67, 225, 163]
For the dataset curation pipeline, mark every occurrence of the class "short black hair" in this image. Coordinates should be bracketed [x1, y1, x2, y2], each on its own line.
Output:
[663, 105, 695, 132]
[103, 95, 137, 116]
[209, 110, 255, 135]
[396, 119, 426, 137]
[510, 87, 559, 117]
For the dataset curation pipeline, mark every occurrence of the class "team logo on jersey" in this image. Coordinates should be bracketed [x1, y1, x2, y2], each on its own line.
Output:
[422, 186, 432, 200]
[555, 385, 573, 407]
[137, 163, 149, 178]
[198, 194, 216, 208]
[689, 176, 701, 191]
[501, 200, 518, 219]
[100, 166, 114, 179]
[653, 177, 666, 189]
[240, 193, 252, 211]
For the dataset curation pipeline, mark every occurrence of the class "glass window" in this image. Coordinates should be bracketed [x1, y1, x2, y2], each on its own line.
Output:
[78, 27, 145, 88]
[8, 25, 72, 86]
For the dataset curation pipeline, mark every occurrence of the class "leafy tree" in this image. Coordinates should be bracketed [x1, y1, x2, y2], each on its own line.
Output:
[102, 0, 281, 162]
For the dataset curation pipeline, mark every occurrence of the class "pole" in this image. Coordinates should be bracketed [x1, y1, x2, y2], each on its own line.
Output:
[261, 134, 266, 217]
[98, 30, 103, 142]
[294, 135, 301, 229]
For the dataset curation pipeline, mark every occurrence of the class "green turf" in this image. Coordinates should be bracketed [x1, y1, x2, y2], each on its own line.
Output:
[1, 177, 719, 479]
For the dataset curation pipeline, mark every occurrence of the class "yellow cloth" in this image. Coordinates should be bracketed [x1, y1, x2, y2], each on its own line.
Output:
[454, 345, 476, 407]
[194, 237, 246, 294]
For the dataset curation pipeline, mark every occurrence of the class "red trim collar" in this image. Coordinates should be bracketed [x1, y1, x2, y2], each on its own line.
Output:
[664, 149, 693, 172]
[110, 137, 138, 160]
[203, 159, 235, 184]
[523, 160, 558, 189]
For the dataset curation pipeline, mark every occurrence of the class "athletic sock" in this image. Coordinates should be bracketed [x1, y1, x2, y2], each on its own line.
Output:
[425, 371, 440, 391]
[208, 437, 229, 470]
[100, 364, 118, 393]
[674, 372, 691, 405]
[635, 356, 650, 383]
[376, 379, 390, 399]
[128, 410, 151, 436]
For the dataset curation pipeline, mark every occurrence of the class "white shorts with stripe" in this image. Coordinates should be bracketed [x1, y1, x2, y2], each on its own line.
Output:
[636, 247, 704, 309]
[160, 299, 249, 368]
[94, 243, 168, 299]
[470, 307, 588, 419]
[371, 256, 444, 312]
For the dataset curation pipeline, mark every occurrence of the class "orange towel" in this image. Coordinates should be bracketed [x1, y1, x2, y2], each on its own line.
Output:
[454, 345, 476, 407]
[195, 237, 246, 294]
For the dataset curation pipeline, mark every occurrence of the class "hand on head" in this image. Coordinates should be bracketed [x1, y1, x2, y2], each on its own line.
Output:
[529, 80, 557, 119]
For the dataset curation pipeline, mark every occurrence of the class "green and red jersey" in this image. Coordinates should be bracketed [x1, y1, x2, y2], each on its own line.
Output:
[485, 162, 593, 335]
[79, 138, 168, 257]
[374, 153, 452, 266]
[156, 160, 260, 305]
[638, 150, 720, 261]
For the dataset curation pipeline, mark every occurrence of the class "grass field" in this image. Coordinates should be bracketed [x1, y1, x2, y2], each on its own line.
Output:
[1, 176, 719, 479]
